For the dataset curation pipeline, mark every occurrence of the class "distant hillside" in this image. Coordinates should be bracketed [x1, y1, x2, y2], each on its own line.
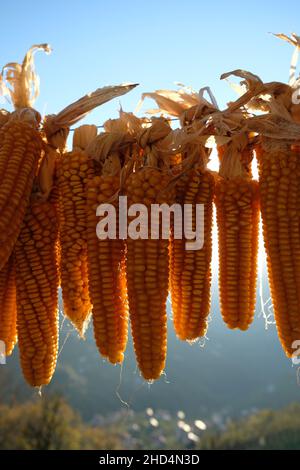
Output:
[200, 403, 300, 450]
[2, 272, 300, 422]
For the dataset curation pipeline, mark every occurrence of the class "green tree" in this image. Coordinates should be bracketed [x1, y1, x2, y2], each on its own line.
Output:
[199, 403, 300, 450]
[0, 395, 122, 450]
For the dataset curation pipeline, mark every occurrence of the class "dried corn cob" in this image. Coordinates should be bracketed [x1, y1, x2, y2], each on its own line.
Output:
[0, 118, 43, 270]
[126, 168, 174, 380]
[257, 141, 300, 356]
[170, 168, 215, 340]
[0, 256, 17, 356]
[216, 178, 259, 330]
[14, 200, 59, 386]
[125, 120, 174, 380]
[56, 126, 97, 334]
[86, 126, 135, 364]
[0, 45, 50, 270]
[215, 136, 259, 330]
[87, 171, 128, 364]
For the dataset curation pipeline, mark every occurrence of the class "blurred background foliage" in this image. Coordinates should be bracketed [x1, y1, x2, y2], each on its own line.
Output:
[1, 394, 300, 450]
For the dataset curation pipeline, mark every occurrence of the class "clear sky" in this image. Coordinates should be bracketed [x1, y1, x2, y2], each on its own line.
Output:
[1, 0, 300, 126]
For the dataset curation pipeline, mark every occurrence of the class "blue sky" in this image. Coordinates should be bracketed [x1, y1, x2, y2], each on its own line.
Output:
[1, 0, 300, 125]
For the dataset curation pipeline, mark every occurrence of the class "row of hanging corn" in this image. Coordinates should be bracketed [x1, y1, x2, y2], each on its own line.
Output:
[1, 33, 300, 387]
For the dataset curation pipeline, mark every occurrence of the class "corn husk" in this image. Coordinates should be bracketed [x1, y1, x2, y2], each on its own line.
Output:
[136, 86, 218, 124]
[273, 32, 300, 87]
[33, 145, 59, 202]
[43, 83, 138, 149]
[73, 124, 98, 151]
[0, 44, 51, 109]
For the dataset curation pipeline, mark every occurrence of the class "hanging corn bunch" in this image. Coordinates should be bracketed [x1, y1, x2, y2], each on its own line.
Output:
[44, 85, 139, 313]
[5, 29, 300, 386]
[221, 49, 300, 353]
[215, 132, 259, 330]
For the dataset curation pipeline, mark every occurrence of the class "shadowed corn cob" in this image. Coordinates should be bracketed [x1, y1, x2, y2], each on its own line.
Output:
[0, 119, 43, 270]
[170, 168, 215, 340]
[14, 200, 59, 386]
[125, 167, 175, 380]
[86, 172, 128, 364]
[0, 44, 50, 270]
[49, 182, 62, 288]
[0, 256, 17, 356]
[0, 109, 10, 129]
[56, 135, 95, 335]
[215, 176, 259, 330]
[257, 142, 300, 356]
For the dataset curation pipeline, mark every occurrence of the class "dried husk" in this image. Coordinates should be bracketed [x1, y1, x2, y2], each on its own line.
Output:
[137, 86, 218, 125]
[73, 124, 98, 151]
[43, 84, 138, 148]
[273, 32, 300, 87]
[87, 114, 142, 185]
[0, 44, 51, 109]
[87, 131, 135, 166]
[136, 87, 201, 117]
[32, 144, 59, 202]
[218, 133, 253, 179]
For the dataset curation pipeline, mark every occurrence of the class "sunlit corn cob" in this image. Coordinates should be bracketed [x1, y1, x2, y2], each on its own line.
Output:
[86, 173, 128, 364]
[14, 200, 59, 386]
[125, 168, 175, 380]
[257, 143, 300, 357]
[56, 148, 95, 334]
[0, 119, 43, 270]
[170, 169, 215, 340]
[0, 256, 17, 356]
[215, 177, 259, 330]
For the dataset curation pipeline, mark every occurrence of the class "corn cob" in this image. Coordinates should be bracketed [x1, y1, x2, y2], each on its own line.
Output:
[56, 126, 97, 334]
[123, 120, 175, 380]
[0, 256, 17, 356]
[0, 45, 50, 270]
[0, 118, 43, 270]
[14, 200, 59, 386]
[170, 168, 215, 340]
[215, 178, 259, 330]
[86, 123, 137, 364]
[257, 142, 300, 356]
[215, 138, 259, 330]
[169, 108, 216, 341]
[125, 166, 175, 380]
[87, 167, 128, 364]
